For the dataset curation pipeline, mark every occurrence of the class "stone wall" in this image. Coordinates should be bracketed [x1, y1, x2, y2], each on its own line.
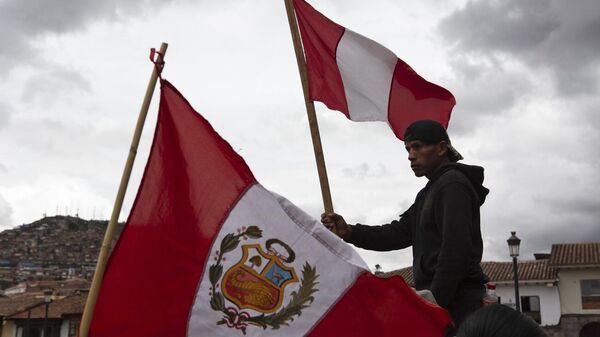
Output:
[559, 314, 600, 337]
[541, 325, 562, 337]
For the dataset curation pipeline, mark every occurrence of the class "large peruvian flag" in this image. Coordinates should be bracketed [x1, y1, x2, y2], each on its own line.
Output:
[293, 0, 456, 139]
[88, 80, 451, 336]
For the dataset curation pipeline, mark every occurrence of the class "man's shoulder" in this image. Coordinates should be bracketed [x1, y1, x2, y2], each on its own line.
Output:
[431, 163, 489, 205]
[435, 166, 472, 186]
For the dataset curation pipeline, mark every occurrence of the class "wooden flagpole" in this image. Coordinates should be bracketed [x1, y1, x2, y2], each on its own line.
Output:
[78, 42, 168, 337]
[284, 0, 334, 215]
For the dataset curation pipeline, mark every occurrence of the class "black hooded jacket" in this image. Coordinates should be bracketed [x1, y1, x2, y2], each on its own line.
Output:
[346, 163, 489, 309]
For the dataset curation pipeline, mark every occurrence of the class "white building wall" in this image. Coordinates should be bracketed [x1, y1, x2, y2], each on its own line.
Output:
[557, 268, 600, 315]
[2, 285, 25, 296]
[496, 283, 561, 326]
[0, 321, 17, 337]
[60, 320, 69, 337]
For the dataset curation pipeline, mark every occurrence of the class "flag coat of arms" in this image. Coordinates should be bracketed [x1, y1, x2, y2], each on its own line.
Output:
[293, 0, 456, 139]
[87, 80, 451, 336]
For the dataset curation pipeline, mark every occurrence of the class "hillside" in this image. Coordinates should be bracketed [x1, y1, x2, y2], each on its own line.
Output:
[0, 216, 122, 289]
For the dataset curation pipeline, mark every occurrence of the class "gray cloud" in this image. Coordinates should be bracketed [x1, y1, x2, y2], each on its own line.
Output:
[476, 112, 600, 261]
[21, 65, 91, 103]
[0, 193, 13, 229]
[0, 103, 10, 129]
[0, 0, 182, 143]
[440, 0, 559, 53]
[485, 209, 600, 262]
[0, 0, 178, 74]
[439, 0, 600, 96]
[448, 59, 532, 136]
[341, 162, 390, 180]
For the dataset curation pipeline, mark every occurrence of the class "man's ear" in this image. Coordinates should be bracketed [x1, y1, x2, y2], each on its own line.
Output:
[437, 141, 449, 157]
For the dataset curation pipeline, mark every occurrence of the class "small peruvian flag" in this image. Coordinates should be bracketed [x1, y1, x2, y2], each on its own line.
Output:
[293, 0, 456, 139]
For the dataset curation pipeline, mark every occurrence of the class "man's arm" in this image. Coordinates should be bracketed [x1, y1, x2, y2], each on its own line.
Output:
[321, 207, 414, 251]
[429, 183, 474, 308]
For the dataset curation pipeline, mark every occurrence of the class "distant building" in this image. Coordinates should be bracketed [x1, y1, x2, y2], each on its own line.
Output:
[2, 284, 26, 296]
[2, 279, 90, 298]
[381, 242, 600, 337]
[482, 258, 560, 326]
[0, 292, 86, 337]
[0, 279, 89, 337]
[548, 243, 600, 337]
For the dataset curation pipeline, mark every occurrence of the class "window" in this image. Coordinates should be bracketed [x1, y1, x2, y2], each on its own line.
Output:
[17, 324, 42, 337]
[581, 279, 600, 310]
[68, 319, 80, 337]
[521, 295, 541, 324]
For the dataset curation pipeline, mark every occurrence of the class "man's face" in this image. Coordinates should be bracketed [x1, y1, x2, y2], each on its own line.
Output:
[404, 140, 447, 178]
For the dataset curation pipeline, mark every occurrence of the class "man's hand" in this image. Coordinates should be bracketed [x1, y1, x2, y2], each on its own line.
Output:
[321, 213, 352, 240]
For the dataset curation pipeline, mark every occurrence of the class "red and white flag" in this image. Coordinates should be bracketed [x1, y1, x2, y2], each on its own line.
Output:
[88, 80, 451, 336]
[293, 0, 456, 139]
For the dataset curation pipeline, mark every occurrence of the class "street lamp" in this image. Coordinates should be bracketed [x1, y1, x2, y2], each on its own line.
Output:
[507, 231, 521, 312]
[42, 290, 52, 337]
[25, 307, 31, 337]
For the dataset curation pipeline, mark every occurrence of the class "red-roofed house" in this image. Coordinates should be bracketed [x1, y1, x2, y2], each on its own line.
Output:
[381, 258, 561, 326]
[481, 258, 560, 326]
[0, 280, 88, 337]
[381, 242, 600, 337]
[549, 243, 600, 337]
[0, 292, 86, 337]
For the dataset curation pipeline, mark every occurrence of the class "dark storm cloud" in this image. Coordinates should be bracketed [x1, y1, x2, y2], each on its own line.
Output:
[447, 58, 532, 135]
[482, 157, 600, 261]
[534, 195, 600, 225]
[0, 0, 177, 74]
[0, 0, 181, 135]
[517, 215, 600, 260]
[439, 0, 600, 96]
[440, 0, 559, 53]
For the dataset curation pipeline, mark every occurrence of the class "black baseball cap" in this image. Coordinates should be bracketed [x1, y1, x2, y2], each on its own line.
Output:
[403, 120, 463, 162]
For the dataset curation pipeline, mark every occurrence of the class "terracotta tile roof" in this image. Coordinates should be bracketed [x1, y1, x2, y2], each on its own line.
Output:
[6, 293, 87, 319]
[481, 260, 557, 282]
[14, 278, 91, 295]
[0, 294, 44, 316]
[549, 243, 600, 267]
[379, 260, 558, 287]
[379, 267, 414, 286]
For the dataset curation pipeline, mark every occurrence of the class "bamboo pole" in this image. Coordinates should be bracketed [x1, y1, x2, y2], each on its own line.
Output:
[284, 0, 334, 214]
[79, 42, 168, 337]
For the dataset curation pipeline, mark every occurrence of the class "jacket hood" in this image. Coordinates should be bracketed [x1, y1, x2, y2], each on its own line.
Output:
[434, 163, 490, 205]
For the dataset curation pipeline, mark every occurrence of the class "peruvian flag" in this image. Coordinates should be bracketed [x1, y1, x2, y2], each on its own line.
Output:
[87, 80, 451, 336]
[293, 0, 456, 139]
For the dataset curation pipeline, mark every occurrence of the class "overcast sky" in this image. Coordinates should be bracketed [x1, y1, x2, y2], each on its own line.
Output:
[1, 0, 599, 272]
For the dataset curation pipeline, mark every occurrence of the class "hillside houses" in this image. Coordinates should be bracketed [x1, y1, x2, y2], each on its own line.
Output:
[0, 216, 120, 287]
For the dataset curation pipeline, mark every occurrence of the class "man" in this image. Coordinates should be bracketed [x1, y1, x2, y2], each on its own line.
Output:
[322, 120, 489, 332]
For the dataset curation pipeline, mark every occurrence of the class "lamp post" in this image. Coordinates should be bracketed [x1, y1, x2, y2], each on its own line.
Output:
[42, 290, 52, 337]
[507, 231, 521, 312]
[25, 308, 31, 337]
